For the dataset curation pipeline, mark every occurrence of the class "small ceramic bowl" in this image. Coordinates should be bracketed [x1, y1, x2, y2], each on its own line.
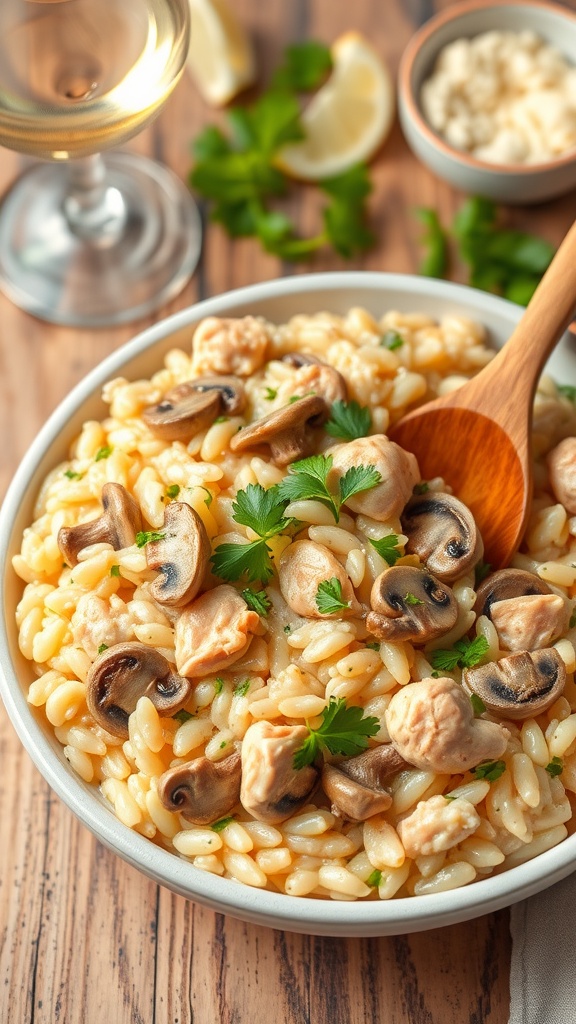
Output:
[2, 273, 576, 937]
[398, 0, 576, 203]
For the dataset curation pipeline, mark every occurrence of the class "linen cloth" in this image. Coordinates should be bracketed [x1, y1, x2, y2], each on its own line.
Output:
[509, 875, 576, 1024]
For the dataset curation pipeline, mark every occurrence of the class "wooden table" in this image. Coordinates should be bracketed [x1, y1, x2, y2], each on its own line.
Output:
[2, 1, 576, 1020]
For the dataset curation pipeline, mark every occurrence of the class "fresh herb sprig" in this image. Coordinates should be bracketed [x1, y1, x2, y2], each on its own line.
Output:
[430, 635, 490, 672]
[293, 697, 380, 769]
[325, 400, 372, 441]
[472, 759, 506, 782]
[369, 534, 403, 566]
[210, 483, 295, 584]
[242, 587, 271, 616]
[277, 453, 381, 523]
[315, 577, 350, 615]
[189, 42, 374, 261]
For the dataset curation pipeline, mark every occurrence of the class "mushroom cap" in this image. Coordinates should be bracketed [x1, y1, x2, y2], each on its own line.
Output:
[157, 752, 242, 825]
[229, 395, 327, 466]
[321, 745, 407, 821]
[367, 566, 458, 644]
[146, 502, 211, 608]
[142, 375, 245, 441]
[474, 568, 551, 619]
[401, 491, 483, 583]
[240, 721, 320, 823]
[86, 642, 192, 738]
[58, 482, 142, 567]
[462, 647, 566, 721]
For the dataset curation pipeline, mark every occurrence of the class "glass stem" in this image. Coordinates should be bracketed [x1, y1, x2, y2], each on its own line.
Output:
[64, 153, 127, 246]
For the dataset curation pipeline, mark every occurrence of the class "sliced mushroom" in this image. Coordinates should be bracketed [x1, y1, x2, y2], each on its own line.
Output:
[58, 482, 142, 567]
[547, 436, 576, 514]
[462, 647, 566, 721]
[142, 375, 246, 441]
[401, 492, 483, 582]
[174, 585, 261, 678]
[281, 353, 348, 406]
[240, 721, 320, 823]
[157, 752, 241, 825]
[86, 642, 192, 738]
[474, 568, 552, 618]
[322, 745, 408, 820]
[229, 394, 327, 465]
[278, 539, 361, 619]
[146, 502, 210, 608]
[385, 676, 510, 773]
[327, 435, 420, 522]
[366, 566, 458, 644]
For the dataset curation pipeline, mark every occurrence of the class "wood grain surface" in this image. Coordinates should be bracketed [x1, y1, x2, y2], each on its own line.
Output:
[1, 1, 575, 1022]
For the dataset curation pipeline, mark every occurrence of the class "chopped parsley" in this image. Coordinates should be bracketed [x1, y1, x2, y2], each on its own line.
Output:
[367, 869, 382, 888]
[234, 679, 251, 698]
[546, 756, 563, 777]
[365, 641, 380, 652]
[110, 564, 121, 578]
[283, 624, 292, 633]
[264, 387, 278, 401]
[413, 481, 429, 495]
[404, 592, 423, 606]
[63, 469, 83, 480]
[470, 693, 486, 716]
[242, 587, 271, 616]
[211, 815, 235, 832]
[172, 709, 194, 725]
[293, 697, 380, 769]
[165, 484, 180, 499]
[380, 330, 403, 351]
[444, 794, 457, 802]
[369, 534, 403, 566]
[136, 530, 166, 548]
[315, 577, 351, 616]
[214, 677, 225, 695]
[430, 635, 490, 672]
[325, 399, 372, 441]
[472, 759, 506, 782]
[289, 391, 316, 403]
[558, 384, 576, 403]
[202, 487, 213, 507]
[97, 643, 108, 655]
[277, 453, 381, 523]
[95, 445, 112, 462]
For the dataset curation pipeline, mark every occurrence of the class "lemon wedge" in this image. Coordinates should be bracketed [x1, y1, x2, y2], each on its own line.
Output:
[187, 0, 256, 107]
[276, 32, 395, 180]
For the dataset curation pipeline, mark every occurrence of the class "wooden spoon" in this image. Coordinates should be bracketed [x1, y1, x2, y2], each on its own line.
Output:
[389, 220, 576, 568]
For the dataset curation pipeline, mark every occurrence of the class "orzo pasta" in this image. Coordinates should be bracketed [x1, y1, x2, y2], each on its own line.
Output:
[13, 307, 576, 901]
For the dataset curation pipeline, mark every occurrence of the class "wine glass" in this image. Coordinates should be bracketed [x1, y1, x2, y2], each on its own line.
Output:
[0, 0, 201, 328]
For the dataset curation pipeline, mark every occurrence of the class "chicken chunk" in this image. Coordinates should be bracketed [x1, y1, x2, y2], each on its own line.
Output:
[397, 794, 480, 858]
[327, 435, 420, 521]
[490, 593, 567, 651]
[175, 585, 260, 678]
[191, 316, 270, 377]
[278, 540, 361, 619]
[71, 593, 133, 660]
[547, 437, 576, 514]
[385, 676, 509, 774]
[276, 363, 347, 407]
[240, 721, 320, 823]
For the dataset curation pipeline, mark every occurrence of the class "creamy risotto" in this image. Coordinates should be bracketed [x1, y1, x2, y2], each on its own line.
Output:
[13, 307, 576, 901]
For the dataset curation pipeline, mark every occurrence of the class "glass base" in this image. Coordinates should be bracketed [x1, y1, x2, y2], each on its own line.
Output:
[0, 152, 202, 328]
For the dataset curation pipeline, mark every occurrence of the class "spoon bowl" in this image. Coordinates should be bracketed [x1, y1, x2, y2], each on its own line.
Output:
[390, 220, 576, 567]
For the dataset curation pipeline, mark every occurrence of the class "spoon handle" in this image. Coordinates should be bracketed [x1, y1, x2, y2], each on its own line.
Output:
[458, 219, 576, 419]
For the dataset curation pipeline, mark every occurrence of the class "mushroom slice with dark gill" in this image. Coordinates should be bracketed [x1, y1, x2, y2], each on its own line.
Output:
[142, 375, 246, 442]
[146, 502, 211, 608]
[462, 647, 566, 721]
[281, 352, 348, 405]
[158, 753, 241, 825]
[322, 745, 408, 821]
[58, 482, 142, 567]
[86, 642, 192, 738]
[401, 492, 483, 583]
[366, 565, 458, 644]
[229, 394, 327, 465]
[240, 721, 320, 823]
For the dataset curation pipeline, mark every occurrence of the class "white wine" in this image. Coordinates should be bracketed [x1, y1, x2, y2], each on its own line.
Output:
[0, 0, 189, 159]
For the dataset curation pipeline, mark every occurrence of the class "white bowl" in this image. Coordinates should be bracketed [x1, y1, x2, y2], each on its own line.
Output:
[2, 272, 576, 937]
[398, 0, 576, 204]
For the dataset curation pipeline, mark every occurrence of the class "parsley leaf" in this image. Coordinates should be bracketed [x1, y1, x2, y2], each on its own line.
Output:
[413, 481, 429, 495]
[325, 399, 372, 441]
[110, 564, 121, 578]
[214, 677, 224, 695]
[293, 697, 380, 769]
[211, 815, 235, 832]
[472, 759, 506, 782]
[546, 756, 563, 777]
[365, 641, 380, 651]
[136, 530, 165, 548]
[417, 208, 448, 278]
[211, 539, 276, 584]
[64, 469, 83, 480]
[430, 635, 490, 672]
[470, 693, 486, 716]
[367, 869, 382, 888]
[369, 534, 402, 566]
[97, 643, 108, 655]
[264, 387, 278, 400]
[277, 454, 381, 522]
[558, 384, 576, 403]
[380, 330, 403, 351]
[232, 483, 293, 539]
[339, 464, 382, 505]
[404, 592, 423, 606]
[319, 164, 375, 259]
[315, 577, 351, 615]
[172, 709, 194, 725]
[95, 445, 112, 462]
[165, 484, 180, 499]
[234, 679, 251, 698]
[242, 587, 271, 616]
[271, 40, 333, 91]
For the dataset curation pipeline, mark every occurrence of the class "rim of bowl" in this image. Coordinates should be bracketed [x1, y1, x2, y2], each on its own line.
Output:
[399, 0, 576, 176]
[2, 271, 576, 935]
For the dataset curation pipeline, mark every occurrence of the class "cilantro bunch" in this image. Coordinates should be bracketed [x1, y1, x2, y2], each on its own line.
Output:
[189, 41, 374, 261]
[418, 196, 555, 305]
